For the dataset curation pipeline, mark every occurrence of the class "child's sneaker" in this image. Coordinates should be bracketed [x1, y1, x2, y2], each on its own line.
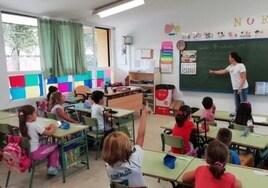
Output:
[47, 167, 59, 176]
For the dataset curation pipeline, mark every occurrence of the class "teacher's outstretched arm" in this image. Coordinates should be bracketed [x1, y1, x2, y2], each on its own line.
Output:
[208, 69, 228, 75]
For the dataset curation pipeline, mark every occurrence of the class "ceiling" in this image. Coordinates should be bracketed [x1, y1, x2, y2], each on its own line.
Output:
[0, 0, 184, 27]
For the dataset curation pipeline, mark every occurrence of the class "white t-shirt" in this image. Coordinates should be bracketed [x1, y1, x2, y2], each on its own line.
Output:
[226, 63, 249, 90]
[26, 121, 45, 152]
[106, 145, 144, 187]
[91, 103, 105, 131]
[50, 104, 64, 121]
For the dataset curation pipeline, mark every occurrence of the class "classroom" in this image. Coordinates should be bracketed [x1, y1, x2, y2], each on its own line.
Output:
[0, 0, 268, 188]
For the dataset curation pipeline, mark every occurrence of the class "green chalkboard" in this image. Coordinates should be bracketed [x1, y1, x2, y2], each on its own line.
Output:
[180, 39, 268, 94]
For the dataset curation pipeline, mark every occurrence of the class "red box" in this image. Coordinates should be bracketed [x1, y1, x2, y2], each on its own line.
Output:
[155, 88, 173, 115]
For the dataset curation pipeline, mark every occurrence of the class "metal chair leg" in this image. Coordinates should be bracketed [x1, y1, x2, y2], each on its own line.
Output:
[5, 170, 11, 187]
[29, 161, 35, 188]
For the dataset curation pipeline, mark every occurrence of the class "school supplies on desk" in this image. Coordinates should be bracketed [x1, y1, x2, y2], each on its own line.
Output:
[163, 154, 176, 169]
[57, 121, 70, 129]
[240, 127, 249, 137]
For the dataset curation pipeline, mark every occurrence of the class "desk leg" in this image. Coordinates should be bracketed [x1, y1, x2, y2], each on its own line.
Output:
[85, 133, 90, 169]
[131, 113, 135, 143]
[60, 140, 66, 183]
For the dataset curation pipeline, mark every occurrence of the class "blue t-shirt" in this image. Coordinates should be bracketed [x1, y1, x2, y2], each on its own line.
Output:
[230, 150, 241, 165]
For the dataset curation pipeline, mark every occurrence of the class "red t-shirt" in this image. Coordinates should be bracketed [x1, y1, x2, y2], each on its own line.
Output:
[171, 119, 194, 154]
[194, 166, 236, 188]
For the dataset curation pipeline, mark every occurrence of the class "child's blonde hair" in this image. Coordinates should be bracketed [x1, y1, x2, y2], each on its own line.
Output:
[102, 131, 132, 166]
[50, 91, 62, 110]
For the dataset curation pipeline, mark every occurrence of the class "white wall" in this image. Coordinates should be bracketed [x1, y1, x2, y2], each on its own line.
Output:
[111, 0, 268, 114]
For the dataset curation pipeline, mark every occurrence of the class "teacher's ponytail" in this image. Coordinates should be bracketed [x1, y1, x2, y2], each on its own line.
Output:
[230, 52, 242, 63]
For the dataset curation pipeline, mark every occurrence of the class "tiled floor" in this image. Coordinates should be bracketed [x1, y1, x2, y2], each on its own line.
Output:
[1, 114, 267, 188]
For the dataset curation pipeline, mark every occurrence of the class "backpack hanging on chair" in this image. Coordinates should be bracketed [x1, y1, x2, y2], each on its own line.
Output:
[3, 135, 32, 172]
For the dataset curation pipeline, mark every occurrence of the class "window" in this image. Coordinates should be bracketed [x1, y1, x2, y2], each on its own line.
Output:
[84, 26, 110, 68]
[2, 13, 41, 72]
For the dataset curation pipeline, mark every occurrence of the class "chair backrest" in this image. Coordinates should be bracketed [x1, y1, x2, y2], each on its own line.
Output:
[0, 124, 14, 135]
[161, 133, 184, 154]
[111, 181, 147, 188]
[117, 126, 131, 138]
[44, 111, 57, 120]
[74, 85, 91, 101]
[83, 116, 99, 130]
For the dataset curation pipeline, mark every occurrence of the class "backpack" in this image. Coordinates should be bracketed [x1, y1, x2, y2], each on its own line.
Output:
[3, 135, 32, 172]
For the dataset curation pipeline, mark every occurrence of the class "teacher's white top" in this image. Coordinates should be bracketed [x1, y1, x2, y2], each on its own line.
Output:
[226, 63, 248, 90]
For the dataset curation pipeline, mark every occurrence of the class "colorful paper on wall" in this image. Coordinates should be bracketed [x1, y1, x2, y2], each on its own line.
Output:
[160, 41, 173, 73]
[97, 70, 104, 79]
[97, 79, 104, 87]
[9, 74, 43, 100]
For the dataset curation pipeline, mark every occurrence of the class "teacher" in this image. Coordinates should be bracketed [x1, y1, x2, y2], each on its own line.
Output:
[209, 52, 248, 110]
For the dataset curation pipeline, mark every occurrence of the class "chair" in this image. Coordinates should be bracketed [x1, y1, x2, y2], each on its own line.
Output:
[111, 181, 147, 188]
[44, 111, 57, 120]
[5, 137, 40, 188]
[117, 126, 131, 138]
[161, 133, 184, 154]
[83, 116, 104, 160]
[74, 85, 91, 102]
[0, 124, 14, 149]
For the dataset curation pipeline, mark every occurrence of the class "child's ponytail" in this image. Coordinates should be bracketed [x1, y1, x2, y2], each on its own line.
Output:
[205, 140, 228, 180]
[18, 105, 35, 139]
[209, 162, 225, 179]
[175, 105, 191, 127]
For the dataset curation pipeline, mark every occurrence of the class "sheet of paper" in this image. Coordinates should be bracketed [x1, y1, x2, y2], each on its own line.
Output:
[253, 116, 267, 123]
[254, 170, 268, 176]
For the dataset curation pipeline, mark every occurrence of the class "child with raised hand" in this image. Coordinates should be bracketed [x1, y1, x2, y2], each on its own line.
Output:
[201, 96, 216, 123]
[216, 128, 241, 165]
[172, 105, 203, 155]
[19, 105, 60, 175]
[102, 102, 151, 187]
[182, 140, 242, 188]
[50, 91, 78, 123]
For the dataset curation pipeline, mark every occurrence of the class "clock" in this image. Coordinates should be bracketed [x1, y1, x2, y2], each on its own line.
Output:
[176, 40, 186, 51]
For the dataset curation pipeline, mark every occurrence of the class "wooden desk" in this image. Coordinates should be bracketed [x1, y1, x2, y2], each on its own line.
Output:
[89, 88, 143, 112]
[0, 116, 89, 183]
[142, 150, 193, 187]
[0, 111, 16, 120]
[193, 110, 268, 126]
[177, 158, 268, 188]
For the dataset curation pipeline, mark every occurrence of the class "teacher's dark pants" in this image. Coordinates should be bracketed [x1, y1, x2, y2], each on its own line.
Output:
[234, 88, 248, 111]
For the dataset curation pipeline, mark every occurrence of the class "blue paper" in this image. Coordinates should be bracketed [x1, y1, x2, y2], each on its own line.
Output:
[163, 154, 176, 169]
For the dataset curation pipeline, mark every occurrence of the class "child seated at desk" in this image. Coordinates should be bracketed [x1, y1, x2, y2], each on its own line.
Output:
[235, 102, 253, 127]
[37, 86, 58, 116]
[216, 128, 241, 165]
[102, 103, 151, 187]
[201, 96, 216, 123]
[171, 105, 203, 156]
[19, 105, 60, 175]
[91, 90, 113, 133]
[182, 140, 242, 188]
[50, 91, 78, 123]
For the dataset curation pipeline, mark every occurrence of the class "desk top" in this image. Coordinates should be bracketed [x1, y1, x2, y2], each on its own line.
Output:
[0, 111, 16, 120]
[142, 150, 193, 181]
[177, 158, 268, 188]
[205, 126, 268, 150]
[0, 116, 88, 139]
[193, 110, 268, 126]
[64, 96, 82, 104]
[67, 103, 135, 118]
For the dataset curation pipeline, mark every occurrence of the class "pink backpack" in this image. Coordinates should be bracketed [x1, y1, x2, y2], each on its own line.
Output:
[3, 135, 31, 172]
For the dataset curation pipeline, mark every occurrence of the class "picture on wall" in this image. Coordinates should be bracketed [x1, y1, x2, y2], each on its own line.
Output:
[180, 50, 197, 75]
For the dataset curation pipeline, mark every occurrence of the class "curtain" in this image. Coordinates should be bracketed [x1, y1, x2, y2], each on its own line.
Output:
[38, 19, 86, 78]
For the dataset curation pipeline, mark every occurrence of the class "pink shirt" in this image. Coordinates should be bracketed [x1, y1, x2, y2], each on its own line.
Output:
[201, 109, 215, 122]
[195, 166, 236, 188]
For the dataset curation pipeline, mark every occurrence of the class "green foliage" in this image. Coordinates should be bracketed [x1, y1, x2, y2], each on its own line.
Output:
[3, 23, 39, 56]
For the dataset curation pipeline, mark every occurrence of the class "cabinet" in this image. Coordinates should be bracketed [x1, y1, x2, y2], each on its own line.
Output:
[128, 70, 161, 113]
